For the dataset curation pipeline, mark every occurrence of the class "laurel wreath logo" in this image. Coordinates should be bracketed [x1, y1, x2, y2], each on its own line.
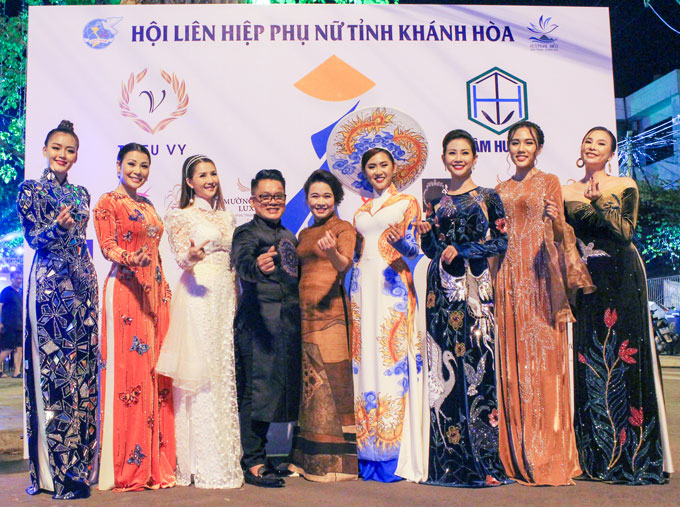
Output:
[119, 68, 189, 134]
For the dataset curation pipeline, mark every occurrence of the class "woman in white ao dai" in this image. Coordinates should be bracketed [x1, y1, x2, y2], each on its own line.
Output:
[156, 155, 243, 489]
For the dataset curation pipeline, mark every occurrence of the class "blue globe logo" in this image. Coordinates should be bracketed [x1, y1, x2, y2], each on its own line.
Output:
[83, 17, 122, 50]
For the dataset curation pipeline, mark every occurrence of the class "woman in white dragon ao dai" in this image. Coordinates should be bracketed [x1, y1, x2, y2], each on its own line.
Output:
[351, 147, 427, 483]
[156, 155, 243, 489]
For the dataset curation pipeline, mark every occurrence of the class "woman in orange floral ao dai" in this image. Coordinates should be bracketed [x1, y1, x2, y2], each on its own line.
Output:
[494, 121, 594, 486]
[94, 143, 175, 491]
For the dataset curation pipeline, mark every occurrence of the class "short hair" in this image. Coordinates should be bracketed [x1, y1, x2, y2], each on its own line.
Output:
[9, 270, 21, 280]
[507, 120, 545, 148]
[251, 169, 285, 194]
[179, 154, 225, 210]
[582, 126, 617, 152]
[360, 147, 395, 172]
[442, 129, 477, 156]
[44, 120, 79, 150]
[117, 143, 151, 163]
[303, 169, 344, 204]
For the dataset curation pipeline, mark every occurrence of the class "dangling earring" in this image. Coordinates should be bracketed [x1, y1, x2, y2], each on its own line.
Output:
[576, 157, 585, 168]
[189, 187, 194, 204]
[606, 161, 612, 175]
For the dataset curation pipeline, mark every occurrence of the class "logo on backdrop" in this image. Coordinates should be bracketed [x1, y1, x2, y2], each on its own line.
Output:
[466, 67, 528, 135]
[527, 15, 559, 51]
[119, 69, 189, 134]
[83, 17, 122, 49]
[421, 178, 449, 210]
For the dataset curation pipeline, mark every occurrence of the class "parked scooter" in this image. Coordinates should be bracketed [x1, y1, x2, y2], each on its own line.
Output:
[649, 302, 680, 355]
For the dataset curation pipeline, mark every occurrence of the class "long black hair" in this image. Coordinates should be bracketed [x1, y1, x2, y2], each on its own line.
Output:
[179, 154, 225, 210]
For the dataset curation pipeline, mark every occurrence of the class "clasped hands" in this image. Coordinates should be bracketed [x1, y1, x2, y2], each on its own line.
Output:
[415, 219, 458, 264]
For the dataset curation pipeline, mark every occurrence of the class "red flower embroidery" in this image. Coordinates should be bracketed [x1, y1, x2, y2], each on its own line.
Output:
[619, 428, 627, 446]
[618, 340, 638, 364]
[628, 406, 643, 427]
[604, 308, 618, 329]
[495, 218, 507, 234]
[488, 408, 499, 428]
[578, 352, 588, 364]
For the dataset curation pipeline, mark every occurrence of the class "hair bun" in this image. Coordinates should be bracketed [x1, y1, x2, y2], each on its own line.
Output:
[57, 120, 75, 132]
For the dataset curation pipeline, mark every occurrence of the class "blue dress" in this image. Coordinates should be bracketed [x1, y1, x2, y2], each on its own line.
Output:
[421, 187, 510, 487]
[17, 168, 99, 499]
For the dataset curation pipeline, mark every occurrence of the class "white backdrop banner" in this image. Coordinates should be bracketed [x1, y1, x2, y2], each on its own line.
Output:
[25, 3, 616, 293]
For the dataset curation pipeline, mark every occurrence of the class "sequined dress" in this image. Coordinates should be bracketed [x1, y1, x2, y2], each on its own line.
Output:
[421, 188, 510, 487]
[94, 191, 175, 491]
[17, 168, 99, 500]
[351, 184, 428, 482]
[566, 181, 674, 484]
[156, 198, 244, 488]
[494, 170, 593, 486]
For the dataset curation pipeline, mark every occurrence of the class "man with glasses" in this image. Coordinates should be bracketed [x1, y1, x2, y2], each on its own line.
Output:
[232, 169, 301, 488]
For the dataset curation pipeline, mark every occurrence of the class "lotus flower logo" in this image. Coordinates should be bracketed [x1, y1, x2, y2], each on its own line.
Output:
[528, 15, 559, 44]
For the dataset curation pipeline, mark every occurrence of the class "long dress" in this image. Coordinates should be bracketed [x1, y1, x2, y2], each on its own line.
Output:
[421, 188, 510, 487]
[565, 181, 674, 484]
[231, 215, 301, 470]
[494, 170, 594, 486]
[351, 184, 427, 483]
[93, 191, 176, 491]
[156, 198, 244, 488]
[17, 168, 99, 500]
[290, 214, 358, 482]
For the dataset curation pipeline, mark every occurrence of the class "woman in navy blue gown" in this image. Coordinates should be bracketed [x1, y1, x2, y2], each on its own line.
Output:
[419, 130, 509, 487]
[17, 120, 99, 499]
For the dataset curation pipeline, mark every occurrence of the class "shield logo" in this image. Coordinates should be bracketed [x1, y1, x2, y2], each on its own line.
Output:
[467, 67, 528, 135]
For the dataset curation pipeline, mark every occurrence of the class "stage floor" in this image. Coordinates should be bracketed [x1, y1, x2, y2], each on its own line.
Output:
[1, 367, 679, 506]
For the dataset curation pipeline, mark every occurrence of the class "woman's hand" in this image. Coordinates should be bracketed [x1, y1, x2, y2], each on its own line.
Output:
[130, 246, 152, 267]
[543, 197, 559, 221]
[584, 177, 602, 201]
[56, 205, 75, 230]
[188, 239, 209, 263]
[415, 220, 432, 234]
[441, 245, 458, 264]
[317, 230, 338, 253]
[385, 223, 403, 243]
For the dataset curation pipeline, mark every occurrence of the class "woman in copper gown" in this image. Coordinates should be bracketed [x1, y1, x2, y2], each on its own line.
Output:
[560, 126, 673, 483]
[290, 170, 358, 482]
[494, 121, 594, 486]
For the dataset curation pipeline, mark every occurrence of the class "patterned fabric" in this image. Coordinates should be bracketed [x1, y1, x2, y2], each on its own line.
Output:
[421, 187, 510, 487]
[291, 215, 358, 482]
[93, 191, 175, 492]
[157, 198, 244, 489]
[494, 170, 590, 485]
[566, 182, 673, 484]
[351, 184, 428, 482]
[17, 168, 99, 500]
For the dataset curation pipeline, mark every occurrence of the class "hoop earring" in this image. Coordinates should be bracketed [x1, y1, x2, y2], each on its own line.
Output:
[576, 157, 585, 168]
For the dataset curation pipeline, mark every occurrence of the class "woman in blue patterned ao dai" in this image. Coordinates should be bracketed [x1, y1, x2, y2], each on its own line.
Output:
[17, 120, 99, 500]
[418, 130, 510, 487]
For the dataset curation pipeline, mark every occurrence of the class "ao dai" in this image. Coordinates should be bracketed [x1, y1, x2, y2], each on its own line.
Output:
[495, 170, 593, 486]
[18, 168, 99, 499]
[94, 192, 176, 491]
[566, 180, 673, 483]
[351, 184, 427, 482]
[157, 198, 243, 489]
[421, 188, 509, 487]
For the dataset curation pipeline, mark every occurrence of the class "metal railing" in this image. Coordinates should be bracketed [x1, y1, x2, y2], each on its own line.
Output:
[648, 275, 680, 309]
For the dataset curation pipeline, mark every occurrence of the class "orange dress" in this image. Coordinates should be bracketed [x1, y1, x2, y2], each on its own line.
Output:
[93, 192, 175, 491]
[494, 171, 593, 486]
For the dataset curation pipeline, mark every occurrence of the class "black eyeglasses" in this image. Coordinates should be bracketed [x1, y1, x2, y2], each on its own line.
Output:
[253, 193, 286, 204]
